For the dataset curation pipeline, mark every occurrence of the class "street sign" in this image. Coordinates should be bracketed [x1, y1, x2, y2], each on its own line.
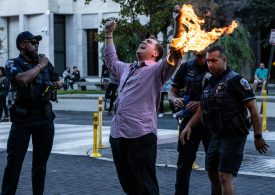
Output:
[269, 29, 275, 45]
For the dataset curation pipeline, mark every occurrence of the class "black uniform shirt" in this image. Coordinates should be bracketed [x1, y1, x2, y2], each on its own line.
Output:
[173, 60, 209, 89]
[210, 68, 255, 103]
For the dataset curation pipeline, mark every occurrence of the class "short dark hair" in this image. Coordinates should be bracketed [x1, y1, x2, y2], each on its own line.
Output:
[207, 45, 227, 59]
[149, 35, 164, 61]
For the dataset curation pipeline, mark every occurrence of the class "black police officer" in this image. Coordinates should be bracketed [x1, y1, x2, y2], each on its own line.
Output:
[168, 50, 213, 195]
[180, 45, 269, 195]
[1, 31, 62, 195]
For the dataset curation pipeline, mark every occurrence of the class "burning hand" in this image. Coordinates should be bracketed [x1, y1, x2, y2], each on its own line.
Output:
[167, 5, 185, 65]
[170, 4, 238, 54]
[173, 5, 182, 23]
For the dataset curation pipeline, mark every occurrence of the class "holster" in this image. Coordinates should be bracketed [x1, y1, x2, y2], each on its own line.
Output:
[9, 103, 55, 123]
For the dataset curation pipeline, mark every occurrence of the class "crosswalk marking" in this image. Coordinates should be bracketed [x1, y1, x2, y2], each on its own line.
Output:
[0, 122, 178, 156]
[2, 122, 275, 177]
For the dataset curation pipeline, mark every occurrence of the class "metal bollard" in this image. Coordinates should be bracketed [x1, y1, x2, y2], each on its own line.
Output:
[97, 96, 105, 148]
[90, 112, 102, 158]
[261, 90, 269, 132]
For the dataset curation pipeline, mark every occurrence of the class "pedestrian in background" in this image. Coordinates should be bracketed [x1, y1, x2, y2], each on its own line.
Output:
[158, 79, 175, 117]
[104, 5, 183, 195]
[0, 66, 9, 122]
[1, 31, 62, 195]
[62, 66, 71, 90]
[68, 66, 80, 89]
[252, 62, 268, 93]
[101, 61, 110, 82]
[105, 72, 118, 115]
[180, 45, 269, 195]
[168, 50, 213, 195]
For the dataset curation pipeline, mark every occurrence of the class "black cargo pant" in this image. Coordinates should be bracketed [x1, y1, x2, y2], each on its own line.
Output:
[175, 117, 212, 195]
[110, 133, 159, 195]
[1, 119, 54, 195]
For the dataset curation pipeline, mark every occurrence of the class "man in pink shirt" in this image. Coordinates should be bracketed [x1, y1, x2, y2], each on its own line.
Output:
[104, 6, 183, 195]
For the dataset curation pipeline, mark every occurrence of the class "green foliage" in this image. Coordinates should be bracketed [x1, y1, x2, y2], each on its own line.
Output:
[215, 24, 255, 72]
[237, 0, 275, 44]
[57, 90, 105, 95]
[85, 0, 92, 4]
[238, 0, 275, 32]
[88, 0, 255, 72]
[99, 18, 147, 62]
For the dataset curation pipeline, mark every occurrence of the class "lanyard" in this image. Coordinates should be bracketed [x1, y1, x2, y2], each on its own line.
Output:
[119, 62, 144, 93]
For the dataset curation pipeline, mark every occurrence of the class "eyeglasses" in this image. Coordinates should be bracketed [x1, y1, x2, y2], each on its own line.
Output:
[24, 40, 39, 46]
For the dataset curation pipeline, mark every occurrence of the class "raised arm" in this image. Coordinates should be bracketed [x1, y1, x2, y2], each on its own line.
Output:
[166, 5, 185, 66]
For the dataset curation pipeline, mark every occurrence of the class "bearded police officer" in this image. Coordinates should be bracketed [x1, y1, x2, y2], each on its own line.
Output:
[168, 50, 213, 195]
[1, 31, 62, 195]
[180, 45, 269, 195]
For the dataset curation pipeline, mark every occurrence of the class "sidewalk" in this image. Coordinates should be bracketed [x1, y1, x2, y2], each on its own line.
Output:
[55, 93, 275, 117]
[1, 94, 274, 194]
[0, 151, 275, 195]
[58, 93, 275, 101]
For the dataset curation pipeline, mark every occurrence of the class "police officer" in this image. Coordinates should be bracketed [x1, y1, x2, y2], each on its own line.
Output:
[168, 50, 213, 195]
[1, 31, 62, 195]
[180, 45, 269, 195]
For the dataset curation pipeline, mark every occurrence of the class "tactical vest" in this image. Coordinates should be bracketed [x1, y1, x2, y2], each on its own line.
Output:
[202, 70, 250, 136]
[183, 60, 206, 100]
[10, 56, 55, 107]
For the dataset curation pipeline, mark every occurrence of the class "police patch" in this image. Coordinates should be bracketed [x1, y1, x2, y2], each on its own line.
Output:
[240, 78, 251, 90]
[5, 59, 14, 68]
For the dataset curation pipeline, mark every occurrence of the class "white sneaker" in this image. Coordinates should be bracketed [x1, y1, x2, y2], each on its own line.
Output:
[158, 113, 164, 117]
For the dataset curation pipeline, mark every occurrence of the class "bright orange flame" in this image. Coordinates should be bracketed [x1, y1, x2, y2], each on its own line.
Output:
[171, 4, 238, 53]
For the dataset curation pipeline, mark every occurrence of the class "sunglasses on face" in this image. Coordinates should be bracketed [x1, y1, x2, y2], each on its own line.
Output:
[24, 40, 39, 46]
[196, 54, 206, 58]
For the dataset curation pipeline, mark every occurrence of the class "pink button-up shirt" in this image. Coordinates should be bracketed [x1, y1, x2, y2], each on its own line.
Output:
[105, 44, 178, 138]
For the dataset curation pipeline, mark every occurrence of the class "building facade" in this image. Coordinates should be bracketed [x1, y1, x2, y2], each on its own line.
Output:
[0, 0, 120, 78]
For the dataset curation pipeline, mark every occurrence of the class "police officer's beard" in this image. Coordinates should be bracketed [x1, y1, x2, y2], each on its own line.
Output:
[26, 50, 39, 63]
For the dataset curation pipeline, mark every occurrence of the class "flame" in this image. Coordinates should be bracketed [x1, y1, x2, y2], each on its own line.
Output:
[171, 4, 238, 53]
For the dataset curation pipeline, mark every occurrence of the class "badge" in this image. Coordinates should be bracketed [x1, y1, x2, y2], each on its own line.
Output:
[187, 70, 195, 77]
[216, 83, 225, 94]
[240, 78, 251, 90]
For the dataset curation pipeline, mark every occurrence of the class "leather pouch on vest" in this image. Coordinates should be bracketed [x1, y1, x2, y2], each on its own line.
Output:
[43, 103, 55, 120]
[9, 103, 54, 123]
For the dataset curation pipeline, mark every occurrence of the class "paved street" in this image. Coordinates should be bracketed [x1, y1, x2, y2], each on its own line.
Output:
[0, 95, 275, 194]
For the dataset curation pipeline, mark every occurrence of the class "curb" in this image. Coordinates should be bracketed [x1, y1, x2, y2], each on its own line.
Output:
[57, 94, 275, 102]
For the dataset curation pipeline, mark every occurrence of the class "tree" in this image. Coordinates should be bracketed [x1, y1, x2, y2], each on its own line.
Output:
[236, 0, 275, 78]
[86, 0, 255, 79]
[237, 0, 275, 37]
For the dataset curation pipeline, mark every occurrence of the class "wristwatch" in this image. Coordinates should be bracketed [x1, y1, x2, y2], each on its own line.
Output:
[254, 134, 262, 139]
